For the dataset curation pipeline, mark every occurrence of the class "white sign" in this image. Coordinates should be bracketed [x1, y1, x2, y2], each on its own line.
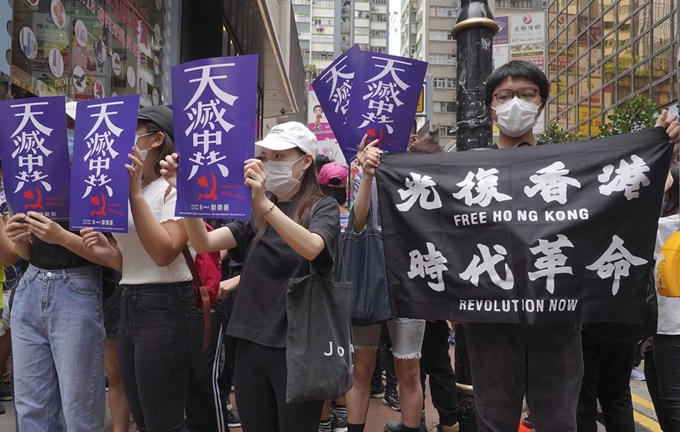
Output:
[510, 13, 545, 44]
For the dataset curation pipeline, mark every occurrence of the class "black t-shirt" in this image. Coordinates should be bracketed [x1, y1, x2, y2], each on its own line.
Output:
[226, 196, 339, 348]
[30, 221, 93, 270]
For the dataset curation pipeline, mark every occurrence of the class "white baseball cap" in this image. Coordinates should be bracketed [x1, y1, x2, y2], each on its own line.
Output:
[65, 101, 77, 120]
[256, 121, 318, 158]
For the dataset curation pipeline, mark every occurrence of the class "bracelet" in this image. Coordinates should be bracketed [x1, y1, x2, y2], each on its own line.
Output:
[261, 202, 276, 216]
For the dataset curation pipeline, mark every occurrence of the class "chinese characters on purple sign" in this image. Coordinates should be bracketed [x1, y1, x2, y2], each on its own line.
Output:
[69, 94, 140, 232]
[0, 96, 71, 220]
[314, 46, 427, 159]
[172, 56, 257, 219]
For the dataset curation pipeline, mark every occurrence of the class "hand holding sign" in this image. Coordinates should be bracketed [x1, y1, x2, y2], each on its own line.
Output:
[126, 146, 145, 197]
[5, 214, 33, 246]
[160, 153, 180, 189]
[244, 158, 269, 213]
[24, 211, 67, 245]
[357, 134, 381, 177]
[655, 110, 680, 144]
[80, 227, 117, 261]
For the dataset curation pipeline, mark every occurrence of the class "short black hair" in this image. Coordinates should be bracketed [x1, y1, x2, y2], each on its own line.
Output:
[485, 61, 549, 107]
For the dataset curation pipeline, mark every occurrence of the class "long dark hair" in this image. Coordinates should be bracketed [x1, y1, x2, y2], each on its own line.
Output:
[253, 148, 324, 242]
[663, 164, 680, 217]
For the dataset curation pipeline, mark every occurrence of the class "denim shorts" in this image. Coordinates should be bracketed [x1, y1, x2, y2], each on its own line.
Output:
[103, 284, 121, 338]
[352, 318, 426, 359]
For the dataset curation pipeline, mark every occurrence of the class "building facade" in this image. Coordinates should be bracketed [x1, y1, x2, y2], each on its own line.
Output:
[546, 0, 678, 137]
[400, 0, 457, 143]
[292, 0, 388, 74]
[2, 0, 305, 136]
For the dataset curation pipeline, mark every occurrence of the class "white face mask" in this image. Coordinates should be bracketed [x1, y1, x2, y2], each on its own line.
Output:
[264, 156, 306, 198]
[134, 132, 154, 161]
[492, 97, 540, 137]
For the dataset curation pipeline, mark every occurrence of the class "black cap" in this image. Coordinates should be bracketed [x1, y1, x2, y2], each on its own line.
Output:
[137, 106, 174, 141]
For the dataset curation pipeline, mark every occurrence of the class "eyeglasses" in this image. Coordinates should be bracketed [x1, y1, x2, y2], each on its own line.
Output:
[493, 87, 540, 104]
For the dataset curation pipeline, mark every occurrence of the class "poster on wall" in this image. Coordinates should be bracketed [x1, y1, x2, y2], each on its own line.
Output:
[509, 13, 545, 44]
[308, 84, 347, 166]
[10, 0, 171, 105]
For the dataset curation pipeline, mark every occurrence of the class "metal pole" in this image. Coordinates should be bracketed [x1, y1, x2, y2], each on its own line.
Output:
[425, 74, 434, 128]
[451, 1, 498, 430]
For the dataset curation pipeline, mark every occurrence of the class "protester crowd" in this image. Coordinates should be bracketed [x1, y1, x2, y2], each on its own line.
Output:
[0, 60, 679, 432]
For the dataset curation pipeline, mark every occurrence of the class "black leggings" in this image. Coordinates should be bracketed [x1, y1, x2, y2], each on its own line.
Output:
[234, 339, 324, 432]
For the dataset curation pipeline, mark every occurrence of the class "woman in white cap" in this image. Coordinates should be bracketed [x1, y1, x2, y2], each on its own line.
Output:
[81, 106, 197, 432]
[159, 121, 340, 432]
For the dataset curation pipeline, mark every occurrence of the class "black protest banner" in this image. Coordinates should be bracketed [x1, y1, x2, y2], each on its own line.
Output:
[375, 128, 672, 324]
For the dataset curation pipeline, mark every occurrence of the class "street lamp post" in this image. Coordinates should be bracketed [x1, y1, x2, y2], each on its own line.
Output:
[450, 0, 498, 430]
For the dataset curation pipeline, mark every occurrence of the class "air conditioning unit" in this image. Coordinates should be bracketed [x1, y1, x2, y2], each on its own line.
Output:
[541, 0, 547, 9]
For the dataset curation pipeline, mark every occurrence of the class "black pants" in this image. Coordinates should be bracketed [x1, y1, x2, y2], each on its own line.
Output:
[118, 283, 197, 432]
[420, 321, 458, 426]
[186, 307, 230, 432]
[234, 339, 324, 432]
[652, 335, 680, 431]
[645, 349, 675, 431]
[220, 293, 238, 397]
[372, 323, 397, 390]
[577, 330, 636, 432]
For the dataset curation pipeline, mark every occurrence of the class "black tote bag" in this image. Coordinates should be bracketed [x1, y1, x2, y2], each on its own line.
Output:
[285, 267, 353, 403]
[340, 209, 393, 326]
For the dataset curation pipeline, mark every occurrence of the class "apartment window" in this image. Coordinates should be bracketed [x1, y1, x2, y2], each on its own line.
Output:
[370, 30, 387, 38]
[435, 102, 456, 112]
[496, 0, 531, 7]
[298, 31, 310, 40]
[314, 0, 335, 8]
[429, 53, 456, 65]
[311, 34, 334, 42]
[372, 0, 388, 4]
[429, 6, 456, 17]
[356, 27, 370, 35]
[356, 11, 370, 19]
[311, 51, 334, 60]
[370, 13, 388, 22]
[313, 18, 334, 25]
[439, 125, 455, 136]
[434, 78, 456, 88]
[295, 14, 310, 22]
[293, 0, 310, 4]
[429, 30, 454, 41]
[369, 46, 387, 53]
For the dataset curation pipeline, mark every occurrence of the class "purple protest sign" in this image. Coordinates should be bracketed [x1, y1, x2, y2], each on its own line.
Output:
[494, 16, 509, 44]
[69, 94, 140, 233]
[0, 96, 71, 220]
[171, 55, 257, 219]
[347, 52, 428, 154]
[312, 44, 361, 162]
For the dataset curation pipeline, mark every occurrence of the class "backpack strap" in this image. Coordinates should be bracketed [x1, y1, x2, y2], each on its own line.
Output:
[182, 246, 211, 351]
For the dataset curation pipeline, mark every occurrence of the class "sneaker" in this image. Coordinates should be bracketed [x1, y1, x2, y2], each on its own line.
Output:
[370, 384, 386, 399]
[382, 387, 401, 411]
[521, 412, 533, 429]
[631, 368, 646, 381]
[331, 414, 347, 432]
[319, 419, 332, 432]
[384, 419, 427, 432]
[0, 382, 11, 401]
[227, 410, 241, 428]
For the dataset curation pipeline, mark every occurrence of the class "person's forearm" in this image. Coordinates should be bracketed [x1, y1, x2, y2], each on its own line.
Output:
[352, 174, 374, 232]
[14, 242, 30, 261]
[129, 194, 184, 266]
[263, 206, 325, 261]
[56, 230, 117, 268]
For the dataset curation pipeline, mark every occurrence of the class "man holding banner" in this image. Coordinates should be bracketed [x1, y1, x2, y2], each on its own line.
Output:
[372, 61, 680, 432]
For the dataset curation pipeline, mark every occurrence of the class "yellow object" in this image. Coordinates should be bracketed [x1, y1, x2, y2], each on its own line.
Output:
[657, 231, 680, 297]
